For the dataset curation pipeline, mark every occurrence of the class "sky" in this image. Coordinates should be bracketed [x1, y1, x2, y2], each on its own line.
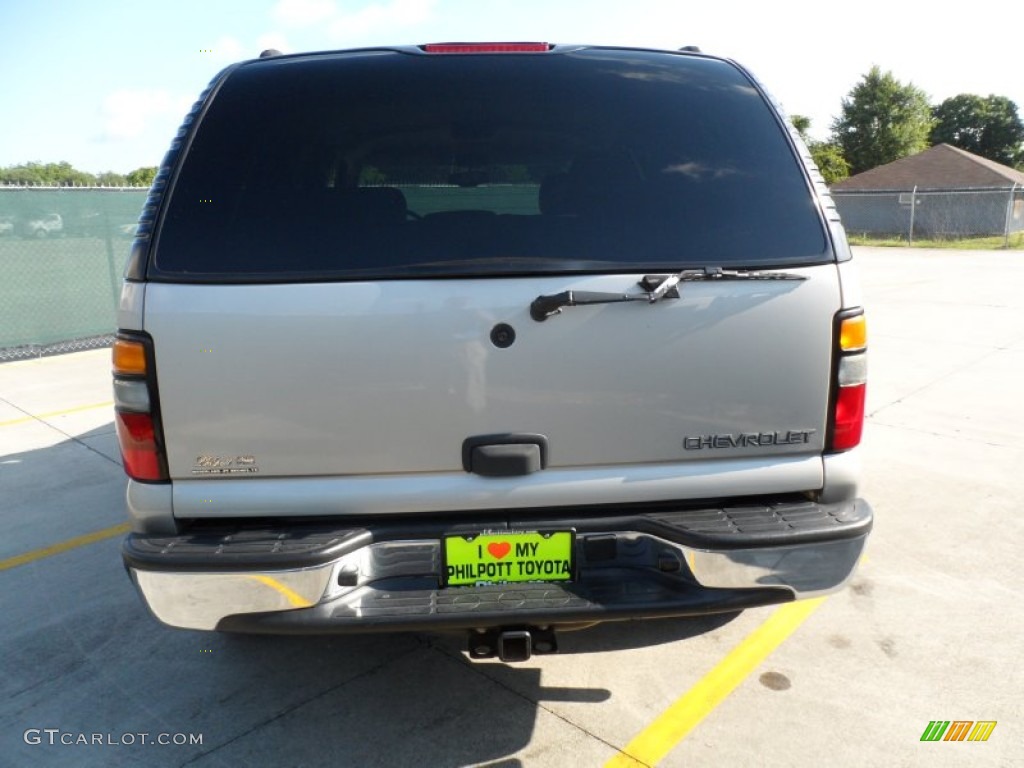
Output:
[1, 0, 1021, 174]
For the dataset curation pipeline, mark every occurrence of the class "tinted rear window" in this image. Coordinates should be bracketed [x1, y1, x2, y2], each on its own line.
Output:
[152, 49, 828, 280]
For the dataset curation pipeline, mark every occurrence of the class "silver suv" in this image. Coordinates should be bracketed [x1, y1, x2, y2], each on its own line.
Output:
[114, 43, 870, 661]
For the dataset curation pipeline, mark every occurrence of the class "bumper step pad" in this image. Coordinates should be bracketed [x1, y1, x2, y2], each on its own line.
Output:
[125, 498, 871, 633]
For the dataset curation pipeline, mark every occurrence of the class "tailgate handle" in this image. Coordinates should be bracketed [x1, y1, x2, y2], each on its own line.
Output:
[462, 434, 549, 477]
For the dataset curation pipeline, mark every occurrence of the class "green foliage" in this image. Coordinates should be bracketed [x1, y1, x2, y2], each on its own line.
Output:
[810, 142, 850, 185]
[848, 232, 1024, 250]
[790, 114, 812, 141]
[125, 166, 158, 187]
[358, 165, 388, 185]
[0, 162, 156, 187]
[789, 115, 850, 185]
[832, 66, 933, 175]
[930, 94, 1024, 167]
[0, 161, 95, 186]
[96, 171, 128, 187]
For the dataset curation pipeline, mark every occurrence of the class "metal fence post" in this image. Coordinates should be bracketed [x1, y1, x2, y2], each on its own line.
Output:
[908, 185, 917, 245]
[102, 199, 120, 313]
[1005, 183, 1018, 249]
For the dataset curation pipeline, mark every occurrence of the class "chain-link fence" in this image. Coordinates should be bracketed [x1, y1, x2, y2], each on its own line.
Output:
[0, 186, 148, 361]
[832, 185, 1024, 243]
[3, 183, 1020, 361]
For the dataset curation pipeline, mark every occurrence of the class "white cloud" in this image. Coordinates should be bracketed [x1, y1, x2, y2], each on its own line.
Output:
[327, 0, 435, 42]
[257, 33, 291, 54]
[272, 0, 337, 28]
[265, 0, 436, 47]
[101, 89, 173, 140]
[100, 89, 192, 142]
[211, 35, 245, 63]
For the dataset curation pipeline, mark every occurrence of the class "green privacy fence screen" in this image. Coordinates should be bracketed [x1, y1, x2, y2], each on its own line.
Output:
[0, 186, 148, 360]
[0, 184, 542, 360]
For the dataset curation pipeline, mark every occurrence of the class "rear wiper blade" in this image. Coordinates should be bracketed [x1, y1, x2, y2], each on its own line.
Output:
[529, 290, 648, 321]
[531, 267, 806, 322]
[643, 267, 807, 297]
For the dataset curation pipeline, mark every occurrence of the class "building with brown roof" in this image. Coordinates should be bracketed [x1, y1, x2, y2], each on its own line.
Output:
[830, 144, 1024, 238]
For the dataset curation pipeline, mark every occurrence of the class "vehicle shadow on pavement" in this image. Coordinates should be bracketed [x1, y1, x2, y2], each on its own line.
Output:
[422, 610, 741, 660]
[552, 612, 743, 654]
[0, 421, 123, 561]
[0, 426, 574, 767]
[1, 422, 732, 767]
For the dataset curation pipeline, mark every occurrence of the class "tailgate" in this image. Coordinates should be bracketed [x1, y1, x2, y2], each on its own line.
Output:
[145, 265, 839, 491]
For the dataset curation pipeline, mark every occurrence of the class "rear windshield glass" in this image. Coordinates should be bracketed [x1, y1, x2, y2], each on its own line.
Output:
[152, 49, 828, 280]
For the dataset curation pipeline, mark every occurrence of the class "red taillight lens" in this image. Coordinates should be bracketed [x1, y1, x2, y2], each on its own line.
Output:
[829, 309, 868, 452]
[832, 383, 866, 451]
[115, 411, 164, 481]
[423, 42, 550, 54]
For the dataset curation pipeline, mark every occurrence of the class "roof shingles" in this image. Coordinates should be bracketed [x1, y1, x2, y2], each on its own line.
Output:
[831, 144, 1024, 191]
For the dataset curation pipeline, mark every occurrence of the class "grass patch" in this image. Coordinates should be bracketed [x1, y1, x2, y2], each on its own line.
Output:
[848, 232, 1024, 250]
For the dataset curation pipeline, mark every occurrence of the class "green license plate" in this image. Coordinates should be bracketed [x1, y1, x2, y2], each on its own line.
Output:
[443, 531, 575, 587]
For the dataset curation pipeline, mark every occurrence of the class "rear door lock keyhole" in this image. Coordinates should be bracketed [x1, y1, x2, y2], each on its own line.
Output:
[490, 323, 516, 348]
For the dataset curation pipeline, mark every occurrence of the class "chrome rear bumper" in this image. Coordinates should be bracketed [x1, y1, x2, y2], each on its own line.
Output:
[125, 499, 871, 632]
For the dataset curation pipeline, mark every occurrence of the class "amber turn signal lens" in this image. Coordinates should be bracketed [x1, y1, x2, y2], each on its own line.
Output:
[113, 339, 147, 375]
[839, 315, 867, 352]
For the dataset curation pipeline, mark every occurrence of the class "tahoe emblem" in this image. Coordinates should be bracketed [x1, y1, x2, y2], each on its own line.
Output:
[191, 455, 259, 474]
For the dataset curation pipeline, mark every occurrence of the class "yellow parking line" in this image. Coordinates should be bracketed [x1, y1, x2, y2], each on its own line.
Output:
[0, 522, 131, 571]
[605, 597, 826, 768]
[0, 400, 113, 428]
[247, 575, 315, 608]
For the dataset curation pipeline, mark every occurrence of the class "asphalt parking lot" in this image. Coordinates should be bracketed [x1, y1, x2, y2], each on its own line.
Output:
[1, 246, 1021, 767]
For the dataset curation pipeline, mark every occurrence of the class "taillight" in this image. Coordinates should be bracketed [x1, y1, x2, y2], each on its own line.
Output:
[829, 311, 867, 451]
[115, 411, 163, 480]
[112, 335, 168, 482]
[422, 42, 551, 54]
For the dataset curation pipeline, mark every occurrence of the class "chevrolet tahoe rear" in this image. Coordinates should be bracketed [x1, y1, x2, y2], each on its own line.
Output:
[115, 43, 871, 660]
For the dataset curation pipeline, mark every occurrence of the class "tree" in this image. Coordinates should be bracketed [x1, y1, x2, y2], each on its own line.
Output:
[831, 66, 933, 175]
[810, 143, 850, 185]
[126, 166, 158, 187]
[0, 166, 39, 185]
[930, 94, 1024, 167]
[0, 161, 95, 186]
[0, 161, 159, 186]
[790, 114, 812, 140]
[791, 115, 850, 185]
[96, 171, 128, 187]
